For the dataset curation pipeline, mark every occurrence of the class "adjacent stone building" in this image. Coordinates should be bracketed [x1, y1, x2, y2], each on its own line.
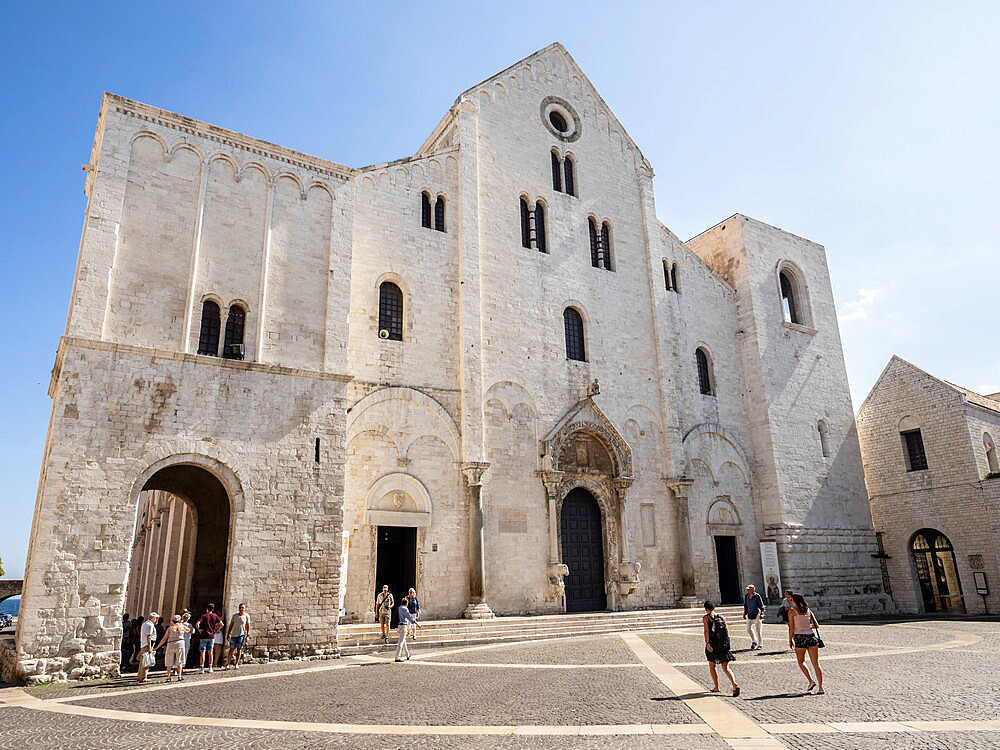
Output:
[857, 356, 1000, 615]
[9, 43, 887, 682]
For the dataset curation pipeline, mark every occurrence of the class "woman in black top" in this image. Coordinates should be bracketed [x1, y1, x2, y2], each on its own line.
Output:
[703, 601, 740, 696]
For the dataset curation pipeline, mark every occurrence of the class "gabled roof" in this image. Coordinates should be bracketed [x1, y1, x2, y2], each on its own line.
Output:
[418, 43, 651, 171]
[858, 355, 1000, 416]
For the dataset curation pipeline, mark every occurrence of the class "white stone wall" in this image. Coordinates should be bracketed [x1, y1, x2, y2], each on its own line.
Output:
[12, 43, 889, 681]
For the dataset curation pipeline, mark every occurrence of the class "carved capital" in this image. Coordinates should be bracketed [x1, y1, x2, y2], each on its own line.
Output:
[611, 477, 634, 502]
[460, 462, 490, 487]
[537, 470, 566, 497]
[663, 476, 694, 501]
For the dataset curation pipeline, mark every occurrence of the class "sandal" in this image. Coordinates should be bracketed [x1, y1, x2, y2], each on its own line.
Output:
[816, 689, 825, 694]
[709, 688, 720, 693]
[732, 686, 741, 697]
[806, 681, 816, 692]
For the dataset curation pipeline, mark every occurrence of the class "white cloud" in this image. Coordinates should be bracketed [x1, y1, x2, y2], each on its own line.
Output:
[839, 287, 882, 323]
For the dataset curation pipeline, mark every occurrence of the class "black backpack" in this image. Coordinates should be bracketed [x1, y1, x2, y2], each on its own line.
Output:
[709, 614, 731, 650]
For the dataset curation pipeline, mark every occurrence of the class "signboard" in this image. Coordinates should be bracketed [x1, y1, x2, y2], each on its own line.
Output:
[338, 530, 351, 618]
[974, 571, 989, 596]
[759, 539, 782, 605]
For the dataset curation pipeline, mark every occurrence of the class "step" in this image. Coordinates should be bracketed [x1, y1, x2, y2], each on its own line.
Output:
[336, 606, 742, 654]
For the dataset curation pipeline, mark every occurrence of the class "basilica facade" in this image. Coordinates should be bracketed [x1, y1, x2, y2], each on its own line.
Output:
[10, 43, 887, 682]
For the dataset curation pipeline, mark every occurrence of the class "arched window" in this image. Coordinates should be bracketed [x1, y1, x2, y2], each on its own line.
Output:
[663, 260, 673, 291]
[563, 307, 586, 361]
[520, 197, 531, 249]
[696, 347, 714, 395]
[564, 155, 575, 196]
[985, 433, 999, 473]
[601, 222, 612, 271]
[534, 202, 547, 253]
[378, 282, 404, 341]
[899, 416, 928, 472]
[589, 218, 600, 267]
[817, 420, 830, 458]
[222, 304, 246, 360]
[197, 300, 221, 356]
[551, 150, 562, 192]
[421, 191, 431, 229]
[672, 263, 681, 293]
[780, 271, 799, 324]
[434, 196, 445, 232]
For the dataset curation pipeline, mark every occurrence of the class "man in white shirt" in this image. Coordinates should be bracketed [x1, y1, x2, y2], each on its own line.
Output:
[136, 611, 158, 683]
[225, 603, 251, 670]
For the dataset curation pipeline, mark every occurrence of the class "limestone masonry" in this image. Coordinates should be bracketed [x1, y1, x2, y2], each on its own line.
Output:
[9, 43, 888, 682]
[857, 356, 1000, 616]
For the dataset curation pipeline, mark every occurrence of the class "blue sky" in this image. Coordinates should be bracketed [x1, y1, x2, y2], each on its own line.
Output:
[1, 2, 998, 579]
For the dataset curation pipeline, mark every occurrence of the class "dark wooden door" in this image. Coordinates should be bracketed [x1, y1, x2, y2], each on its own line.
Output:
[715, 536, 741, 605]
[561, 488, 606, 613]
[375, 526, 417, 625]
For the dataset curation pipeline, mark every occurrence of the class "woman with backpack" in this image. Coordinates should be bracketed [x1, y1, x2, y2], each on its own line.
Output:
[703, 601, 740, 697]
[787, 592, 824, 693]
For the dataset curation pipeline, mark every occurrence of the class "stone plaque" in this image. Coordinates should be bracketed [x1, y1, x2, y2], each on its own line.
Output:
[498, 509, 527, 534]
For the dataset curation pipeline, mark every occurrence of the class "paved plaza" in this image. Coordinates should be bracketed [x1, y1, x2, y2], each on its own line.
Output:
[2, 617, 999, 749]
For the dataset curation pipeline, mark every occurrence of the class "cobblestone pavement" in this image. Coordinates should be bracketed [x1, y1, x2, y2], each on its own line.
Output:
[2, 617, 999, 749]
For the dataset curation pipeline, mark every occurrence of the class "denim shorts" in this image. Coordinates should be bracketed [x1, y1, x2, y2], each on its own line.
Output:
[198, 638, 215, 652]
[229, 635, 246, 649]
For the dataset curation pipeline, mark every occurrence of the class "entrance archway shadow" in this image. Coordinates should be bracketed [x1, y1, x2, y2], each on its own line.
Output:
[127, 464, 232, 620]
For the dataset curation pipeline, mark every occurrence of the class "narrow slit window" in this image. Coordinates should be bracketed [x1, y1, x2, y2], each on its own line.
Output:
[589, 218, 600, 267]
[315, 438, 321, 464]
[663, 260, 673, 290]
[600, 222, 612, 271]
[520, 197, 531, 249]
[696, 348, 714, 395]
[564, 307, 586, 361]
[421, 192, 431, 229]
[551, 151, 562, 192]
[198, 300, 221, 356]
[434, 196, 445, 232]
[672, 263, 681, 293]
[222, 304, 245, 360]
[564, 156, 575, 196]
[818, 420, 830, 458]
[378, 281, 404, 341]
[534, 203, 547, 253]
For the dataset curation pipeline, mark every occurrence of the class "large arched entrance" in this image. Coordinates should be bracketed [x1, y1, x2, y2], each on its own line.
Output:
[911, 529, 965, 613]
[560, 488, 606, 613]
[125, 464, 231, 620]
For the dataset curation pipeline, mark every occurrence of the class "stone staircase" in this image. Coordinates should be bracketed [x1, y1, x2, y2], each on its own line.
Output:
[337, 605, 743, 655]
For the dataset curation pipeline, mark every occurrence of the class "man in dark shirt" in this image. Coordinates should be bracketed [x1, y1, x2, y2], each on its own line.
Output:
[195, 603, 222, 674]
[743, 585, 765, 650]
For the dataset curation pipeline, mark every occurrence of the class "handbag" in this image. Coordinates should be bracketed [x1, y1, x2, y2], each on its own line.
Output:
[811, 612, 825, 648]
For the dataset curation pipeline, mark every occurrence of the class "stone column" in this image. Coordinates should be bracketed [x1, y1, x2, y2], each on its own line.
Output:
[538, 471, 568, 596]
[461, 462, 493, 619]
[612, 479, 640, 598]
[665, 478, 699, 606]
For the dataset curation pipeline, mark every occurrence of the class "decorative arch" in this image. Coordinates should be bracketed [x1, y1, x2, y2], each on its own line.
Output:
[273, 171, 306, 199]
[347, 386, 460, 461]
[364, 472, 433, 528]
[899, 415, 921, 432]
[207, 152, 239, 177]
[681, 423, 750, 481]
[707, 497, 742, 526]
[130, 130, 168, 157]
[124, 446, 248, 516]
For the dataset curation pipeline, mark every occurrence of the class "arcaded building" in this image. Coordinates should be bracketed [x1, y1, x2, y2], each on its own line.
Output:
[10, 43, 886, 682]
[857, 356, 1000, 615]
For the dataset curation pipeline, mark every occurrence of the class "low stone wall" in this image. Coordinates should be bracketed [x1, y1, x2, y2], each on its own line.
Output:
[0, 637, 23, 685]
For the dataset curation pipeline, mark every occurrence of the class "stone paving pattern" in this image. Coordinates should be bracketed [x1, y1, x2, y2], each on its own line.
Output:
[0, 709, 729, 750]
[4, 618, 1000, 749]
[426, 635, 641, 664]
[71, 662, 697, 725]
